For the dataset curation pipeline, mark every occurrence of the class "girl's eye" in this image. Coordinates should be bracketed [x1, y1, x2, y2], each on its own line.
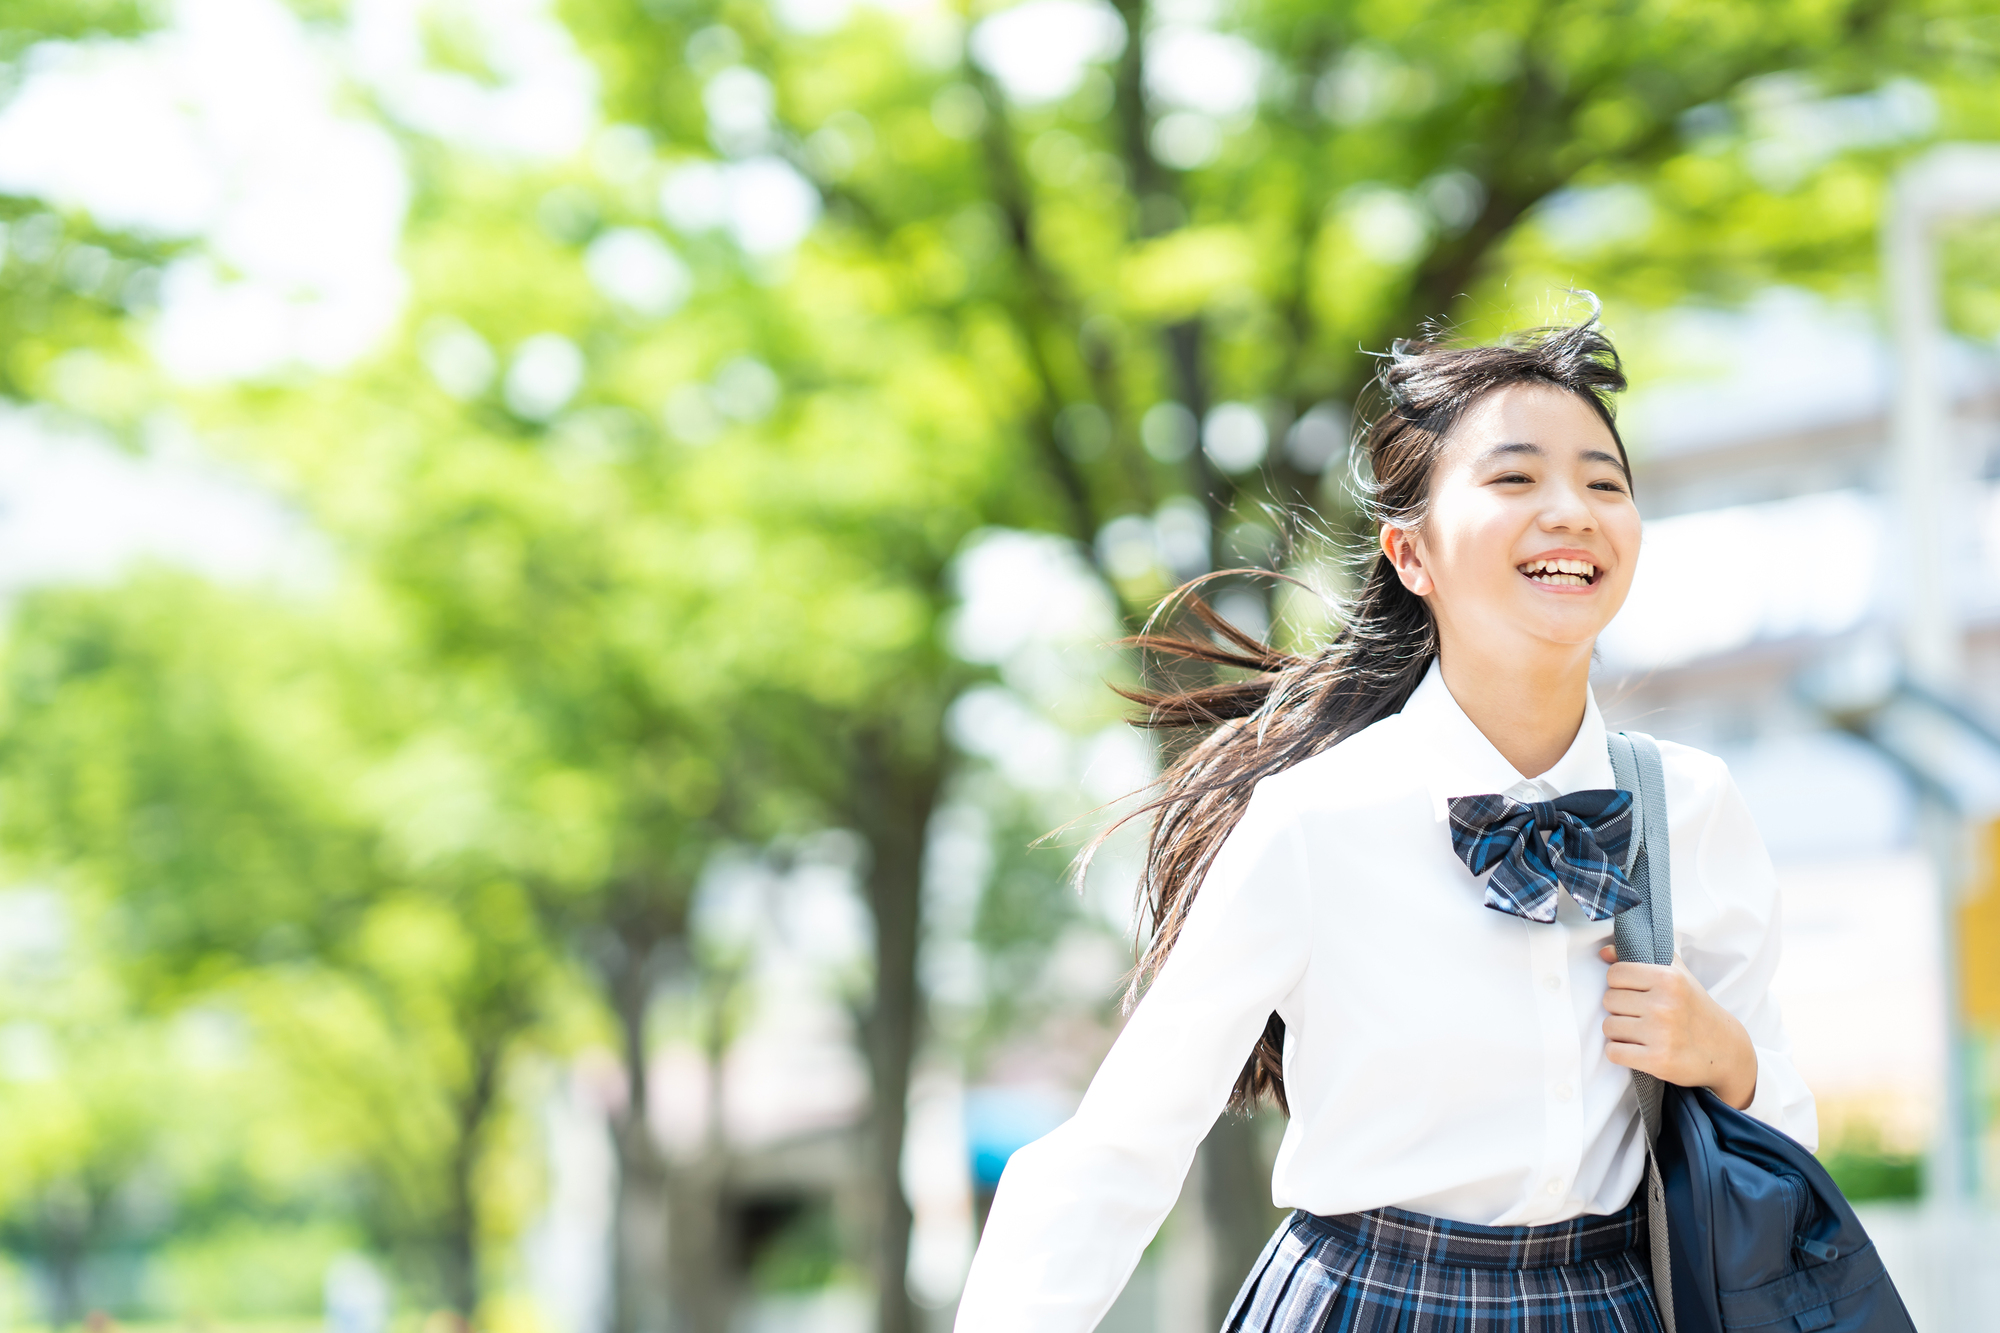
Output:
[1590, 480, 1628, 494]
[1495, 472, 1533, 484]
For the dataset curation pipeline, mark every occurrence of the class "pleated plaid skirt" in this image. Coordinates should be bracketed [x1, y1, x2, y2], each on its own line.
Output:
[1223, 1195, 1664, 1333]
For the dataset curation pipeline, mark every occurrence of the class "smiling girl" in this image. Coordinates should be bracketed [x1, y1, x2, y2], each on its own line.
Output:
[953, 315, 1815, 1332]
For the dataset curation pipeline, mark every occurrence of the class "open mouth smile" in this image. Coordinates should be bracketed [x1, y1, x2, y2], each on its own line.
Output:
[1517, 557, 1598, 588]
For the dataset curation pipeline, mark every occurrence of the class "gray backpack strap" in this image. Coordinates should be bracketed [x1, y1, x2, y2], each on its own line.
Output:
[1607, 730, 1677, 1333]
[1607, 732, 1675, 972]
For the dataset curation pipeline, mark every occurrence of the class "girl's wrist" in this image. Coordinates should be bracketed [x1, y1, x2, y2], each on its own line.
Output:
[1707, 1019, 1758, 1110]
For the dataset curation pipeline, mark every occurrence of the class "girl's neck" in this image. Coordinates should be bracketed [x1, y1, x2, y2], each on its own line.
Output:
[1435, 637, 1594, 780]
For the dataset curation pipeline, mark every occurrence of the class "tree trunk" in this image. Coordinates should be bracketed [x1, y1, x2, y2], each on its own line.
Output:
[1196, 1115, 1274, 1326]
[40, 1181, 90, 1328]
[852, 726, 945, 1333]
[597, 903, 736, 1333]
[612, 1134, 673, 1333]
[443, 1044, 503, 1319]
[664, 1155, 731, 1333]
[665, 958, 741, 1333]
[607, 931, 675, 1333]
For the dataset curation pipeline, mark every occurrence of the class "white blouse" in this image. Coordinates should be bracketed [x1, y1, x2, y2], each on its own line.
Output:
[955, 661, 1816, 1332]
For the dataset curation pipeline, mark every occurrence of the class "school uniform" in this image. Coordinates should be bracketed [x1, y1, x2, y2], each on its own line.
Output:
[954, 660, 1816, 1333]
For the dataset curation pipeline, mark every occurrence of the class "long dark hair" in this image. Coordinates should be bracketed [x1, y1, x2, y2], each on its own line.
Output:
[1099, 315, 1630, 1115]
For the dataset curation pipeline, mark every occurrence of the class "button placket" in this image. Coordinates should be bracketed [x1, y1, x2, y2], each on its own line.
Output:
[1528, 919, 1584, 1219]
[1520, 920, 1568, 1208]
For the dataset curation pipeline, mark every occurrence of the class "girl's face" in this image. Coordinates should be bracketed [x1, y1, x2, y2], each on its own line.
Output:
[1383, 382, 1640, 655]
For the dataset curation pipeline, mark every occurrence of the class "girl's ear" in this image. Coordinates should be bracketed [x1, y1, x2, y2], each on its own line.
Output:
[1381, 525, 1434, 597]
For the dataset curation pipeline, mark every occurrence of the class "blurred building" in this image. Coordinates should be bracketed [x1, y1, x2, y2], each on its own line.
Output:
[1598, 291, 2000, 1154]
[1598, 290, 2000, 1327]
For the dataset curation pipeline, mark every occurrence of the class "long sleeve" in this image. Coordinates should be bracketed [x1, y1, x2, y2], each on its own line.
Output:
[1678, 758, 1818, 1150]
[954, 785, 1315, 1333]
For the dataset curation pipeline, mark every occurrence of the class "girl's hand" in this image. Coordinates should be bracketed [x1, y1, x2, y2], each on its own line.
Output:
[1597, 945, 1758, 1109]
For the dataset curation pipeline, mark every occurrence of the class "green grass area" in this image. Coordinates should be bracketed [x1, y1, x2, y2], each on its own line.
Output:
[750, 1200, 847, 1294]
[1818, 1146, 1923, 1202]
[150, 1221, 363, 1321]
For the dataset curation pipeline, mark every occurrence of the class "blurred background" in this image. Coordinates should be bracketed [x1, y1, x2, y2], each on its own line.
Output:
[0, 0, 1997, 1330]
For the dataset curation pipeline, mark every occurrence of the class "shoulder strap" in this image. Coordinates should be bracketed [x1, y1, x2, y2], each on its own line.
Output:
[1607, 732, 1674, 969]
[1607, 730, 1678, 1333]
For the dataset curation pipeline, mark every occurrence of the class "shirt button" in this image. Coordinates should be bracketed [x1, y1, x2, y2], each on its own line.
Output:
[1545, 1179, 1564, 1196]
[1542, 973, 1563, 992]
[1554, 1083, 1574, 1102]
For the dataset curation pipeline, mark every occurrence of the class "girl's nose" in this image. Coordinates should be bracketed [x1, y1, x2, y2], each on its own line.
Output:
[1541, 484, 1596, 531]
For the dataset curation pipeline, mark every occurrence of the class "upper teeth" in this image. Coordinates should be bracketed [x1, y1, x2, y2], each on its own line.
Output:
[1520, 558, 1595, 577]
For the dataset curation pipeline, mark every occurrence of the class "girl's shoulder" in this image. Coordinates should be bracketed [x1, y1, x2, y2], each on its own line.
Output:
[1648, 735, 1734, 793]
[1638, 736, 1749, 833]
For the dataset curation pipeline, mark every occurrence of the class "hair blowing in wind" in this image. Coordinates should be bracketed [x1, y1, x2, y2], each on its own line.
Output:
[1092, 314, 1631, 1115]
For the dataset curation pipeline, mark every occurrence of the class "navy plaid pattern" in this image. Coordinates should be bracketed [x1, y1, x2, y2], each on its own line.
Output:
[1446, 789, 1637, 923]
[1224, 1197, 1663, 1333]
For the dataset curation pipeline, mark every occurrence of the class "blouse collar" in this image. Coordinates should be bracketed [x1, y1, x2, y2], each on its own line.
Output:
[1399, 658, 1615, 823]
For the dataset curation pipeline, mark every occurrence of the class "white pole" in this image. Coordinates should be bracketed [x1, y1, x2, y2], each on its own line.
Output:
[1885, 145, 2000, 687]
[1884, 173, 1954, 687]
[1882, 145, 2000, 1235]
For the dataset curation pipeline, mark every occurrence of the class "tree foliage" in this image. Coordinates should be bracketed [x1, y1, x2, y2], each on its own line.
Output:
[0, 0, 1994, 1327]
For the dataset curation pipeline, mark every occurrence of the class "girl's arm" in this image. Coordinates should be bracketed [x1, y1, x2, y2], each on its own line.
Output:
[954, 786, 1315, 1333]
[1597, 755, 1816, 1145]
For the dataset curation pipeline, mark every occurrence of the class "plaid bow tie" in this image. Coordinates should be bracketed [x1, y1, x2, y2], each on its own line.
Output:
[1446, 789, 1638, 923]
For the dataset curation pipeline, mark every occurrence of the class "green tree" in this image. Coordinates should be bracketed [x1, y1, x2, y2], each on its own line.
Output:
[295, 0, 1992, 1325]
[6, 0, 1998, 1329]
[200, 176, 1009, 1325]
[0, 1, 177, 422]
[0, 575, 567, 1317]
[557, 0, 1971, 1321]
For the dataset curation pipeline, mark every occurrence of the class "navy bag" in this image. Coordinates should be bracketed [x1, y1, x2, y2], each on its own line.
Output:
[1607, 732, 1915, 1333]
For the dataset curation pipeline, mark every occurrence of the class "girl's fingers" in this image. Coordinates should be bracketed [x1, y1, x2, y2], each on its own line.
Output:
[1599, 944, 1618, 963]
[1601, 989, 1648, 1016]
[1604, 961, 1670, 991]
[1602, 1016, 1648, 1043]
[1602, 1041, 1650, 1070]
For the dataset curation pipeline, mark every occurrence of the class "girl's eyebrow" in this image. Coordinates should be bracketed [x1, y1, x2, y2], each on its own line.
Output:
[1478, 441, 1625, 467]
